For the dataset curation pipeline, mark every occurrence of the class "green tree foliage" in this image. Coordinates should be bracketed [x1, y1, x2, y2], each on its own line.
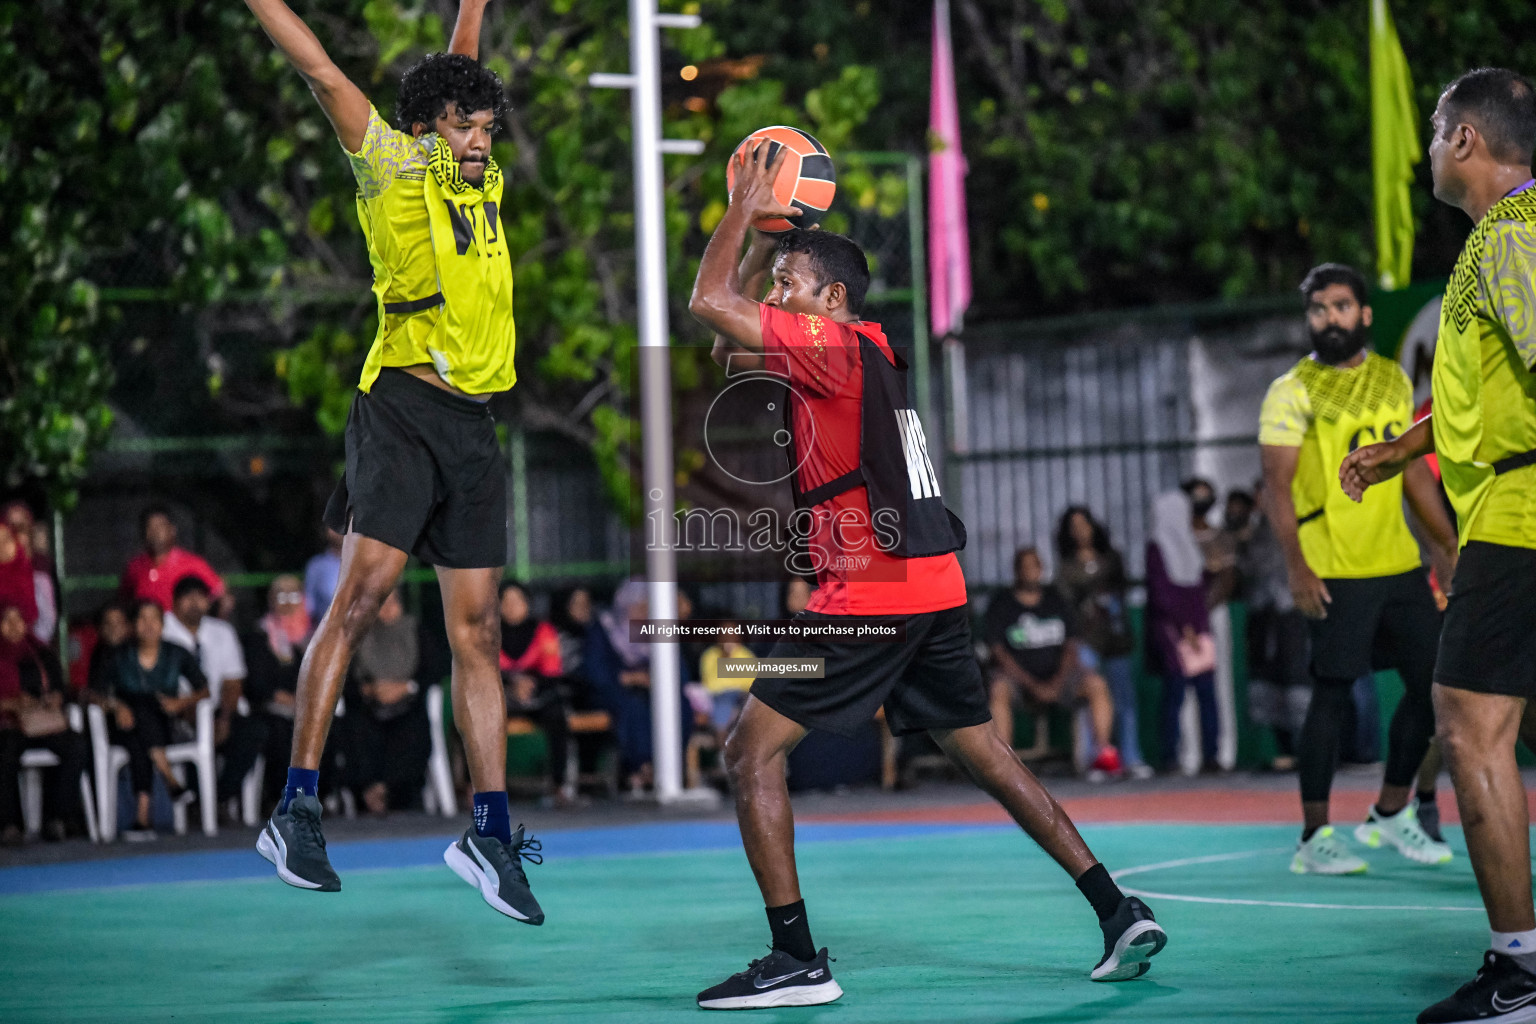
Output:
[13, 0, 1529, 514]
[714, 0, 1536, 313]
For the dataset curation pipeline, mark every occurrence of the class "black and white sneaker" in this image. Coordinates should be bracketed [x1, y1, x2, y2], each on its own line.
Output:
[443, 825, 545, 924]
[697, 947, 843, 1010]
[1091, 896, 1167, 981]
[1420, 952, 1536, 1023]
[256, 794, 341, 892]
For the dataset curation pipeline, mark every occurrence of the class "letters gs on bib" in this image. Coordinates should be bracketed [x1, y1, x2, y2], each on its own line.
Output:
[1347, 419, 1404, 454]
[444, 200, 503, 258]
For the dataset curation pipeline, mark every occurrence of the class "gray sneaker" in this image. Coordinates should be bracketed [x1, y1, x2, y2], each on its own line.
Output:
[256, 794, 341, 892]
[444, 825, 545, 924]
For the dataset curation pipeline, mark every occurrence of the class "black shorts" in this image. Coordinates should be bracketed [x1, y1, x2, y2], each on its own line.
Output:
[1435, 541, 1536, 698]
[323, 368, 507, 569]
[749, 605, 992, 738]
[1308, 568, 1440, 681]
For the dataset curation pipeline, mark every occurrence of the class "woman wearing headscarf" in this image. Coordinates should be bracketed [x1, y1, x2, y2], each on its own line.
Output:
[1146, 490, 1219, 774]
[548, 586, 593, 687]
[582, 578, 691, 792]
[498, 581, 571, 801]
[0, 525, 38, 633]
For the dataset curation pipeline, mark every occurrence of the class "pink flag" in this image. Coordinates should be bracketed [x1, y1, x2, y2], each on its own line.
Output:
[928, 0, 971, 338]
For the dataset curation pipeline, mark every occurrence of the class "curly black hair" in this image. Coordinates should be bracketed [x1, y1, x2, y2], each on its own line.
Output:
[396, 53, 507, 132]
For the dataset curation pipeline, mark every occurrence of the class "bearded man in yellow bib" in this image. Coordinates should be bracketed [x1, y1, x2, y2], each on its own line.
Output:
[1260, 263, 1459, 879]
[1343, 68, 1536, 1024]
[244, 0, 543, 924]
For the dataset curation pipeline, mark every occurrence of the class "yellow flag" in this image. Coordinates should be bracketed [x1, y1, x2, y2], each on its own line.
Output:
[1371, 0, 1419, 291]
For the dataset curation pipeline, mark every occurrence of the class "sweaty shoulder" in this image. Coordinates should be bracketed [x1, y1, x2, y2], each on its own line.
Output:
[1479, 218, 1536, 369]
[1258, 366, 1310, 447]
[344, 106, 431, 200]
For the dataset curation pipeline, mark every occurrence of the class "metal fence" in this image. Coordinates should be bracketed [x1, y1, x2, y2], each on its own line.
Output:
[947, 296, 1308, 587]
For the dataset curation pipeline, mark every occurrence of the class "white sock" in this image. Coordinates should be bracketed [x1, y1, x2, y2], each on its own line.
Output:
[1491, 929, 1536, 956]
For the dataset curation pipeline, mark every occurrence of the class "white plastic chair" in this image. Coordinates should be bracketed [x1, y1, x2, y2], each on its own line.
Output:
[87, 697, 218, 840]
[240, 753, 265, 827]
[422, 683, 456, 817]
[19, 704, 99, 843]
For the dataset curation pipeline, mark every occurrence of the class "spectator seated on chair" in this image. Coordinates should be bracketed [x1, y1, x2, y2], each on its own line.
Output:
[699, 620, 753, 734]
[163, 575, 259, 811]
[344, 588, 430, 816]
[0, 603, 89, 843]
[583, 578, 691, 793]
[498, 581, 572, 802]
[243, 575, 321, 808]
[102, 600, 209, 841]
[984, 546, 1122, 780]
[84, 602, 132, 698]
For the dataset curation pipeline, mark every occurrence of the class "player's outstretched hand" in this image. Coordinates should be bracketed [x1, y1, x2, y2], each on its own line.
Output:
[730, 141, 803, 226]
[1339, 439, 1410, 503]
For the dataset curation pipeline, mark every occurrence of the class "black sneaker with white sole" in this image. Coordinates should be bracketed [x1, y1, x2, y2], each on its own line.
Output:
[443, 825, 545, 924]
[1420, 952, 1536, 1023]
[697, 947, 843, 1010]
[256, 794, 341, 892]
[1091, 896, 1167, 981]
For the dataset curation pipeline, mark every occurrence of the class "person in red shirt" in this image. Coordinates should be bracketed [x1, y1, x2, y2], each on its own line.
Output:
[118, 505, 226, 613]
[684, 143, 1165, 1010]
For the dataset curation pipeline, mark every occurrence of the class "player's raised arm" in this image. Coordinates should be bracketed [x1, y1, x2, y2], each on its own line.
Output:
[709, 233, 777, 371]
[690, 141, 803, 355]
[448, 0, 490, 60]
[244, 0, 371, 153]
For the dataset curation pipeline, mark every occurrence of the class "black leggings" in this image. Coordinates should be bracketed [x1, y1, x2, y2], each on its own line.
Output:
[1298, 667, 1436, 804]
[114, 693, 174, 796]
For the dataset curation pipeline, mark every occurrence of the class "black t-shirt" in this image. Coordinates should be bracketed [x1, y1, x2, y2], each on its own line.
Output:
[984, 587, 1076, 680]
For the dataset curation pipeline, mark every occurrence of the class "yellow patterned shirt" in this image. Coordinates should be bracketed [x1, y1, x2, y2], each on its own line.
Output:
[345, 106, 516, 395]
[1259, 353, 1422, 578]
[1432, 192, 1536, 549]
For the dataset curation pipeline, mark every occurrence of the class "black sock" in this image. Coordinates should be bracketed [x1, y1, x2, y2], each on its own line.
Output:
[1301, 825, 1321, 843]
[767, 900, 816, 961]
[1418, 788, 1437, 808]
[1074, 863, 1124, 921]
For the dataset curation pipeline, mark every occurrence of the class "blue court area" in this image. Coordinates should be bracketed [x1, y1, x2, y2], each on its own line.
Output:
[0, 821, 1501, 1023]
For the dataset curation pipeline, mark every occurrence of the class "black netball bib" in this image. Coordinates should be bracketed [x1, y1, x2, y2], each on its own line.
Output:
[786, 332, 966, 558]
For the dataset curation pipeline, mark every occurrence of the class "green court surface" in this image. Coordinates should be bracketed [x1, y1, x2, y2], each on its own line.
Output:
[1, 823, 1497, 1023]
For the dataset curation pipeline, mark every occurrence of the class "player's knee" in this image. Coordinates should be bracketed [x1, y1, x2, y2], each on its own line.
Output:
[723, 729, 769, 782]
[446, 602, 500, 660]
[334, 585, 390, 643]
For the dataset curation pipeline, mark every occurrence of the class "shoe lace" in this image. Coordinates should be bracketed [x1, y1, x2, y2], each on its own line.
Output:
[733, 947, 831, 979]
[290, 804, 327, 852]
[516, 832, 543, 866]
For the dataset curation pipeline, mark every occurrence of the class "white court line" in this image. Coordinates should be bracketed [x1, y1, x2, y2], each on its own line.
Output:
[1111, 846, 1485, 912]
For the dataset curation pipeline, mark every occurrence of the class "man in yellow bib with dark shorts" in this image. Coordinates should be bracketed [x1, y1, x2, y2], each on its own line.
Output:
[1262, 263, 1458, 877]
[1343, 68, 1536, 1024]
[244, 0, 543, 924]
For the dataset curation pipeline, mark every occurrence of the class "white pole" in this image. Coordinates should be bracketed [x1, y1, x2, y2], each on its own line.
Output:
[589, 2, 706, 806]
[629, 0, 683, 804]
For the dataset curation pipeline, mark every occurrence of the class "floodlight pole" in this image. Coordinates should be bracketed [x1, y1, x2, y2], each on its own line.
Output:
[591, 1, 706, 806]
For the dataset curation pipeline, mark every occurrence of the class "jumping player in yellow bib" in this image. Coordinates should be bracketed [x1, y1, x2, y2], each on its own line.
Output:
[244, 0, 543, 923]
[1343, 68, 1536, 1024]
